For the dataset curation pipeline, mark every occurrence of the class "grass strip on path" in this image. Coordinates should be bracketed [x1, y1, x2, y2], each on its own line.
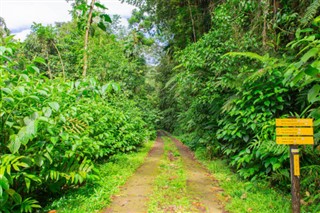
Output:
[148, 136, 196, 213]
[46, 141, 154, 213]
[194, 147, 291, 213]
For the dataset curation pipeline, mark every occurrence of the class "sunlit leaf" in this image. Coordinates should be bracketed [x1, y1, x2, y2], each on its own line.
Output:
[308, 84, 320, 103]
[8, 135, 21, 154]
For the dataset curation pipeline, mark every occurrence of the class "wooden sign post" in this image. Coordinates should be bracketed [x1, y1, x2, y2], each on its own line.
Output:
[276, 118, 314, 213]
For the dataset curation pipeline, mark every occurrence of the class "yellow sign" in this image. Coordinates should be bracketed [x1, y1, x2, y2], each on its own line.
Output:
[276, 128, 313, 136]
[293, 154, 300, 176]
[276, 137, 314, 145]
[276, 119, 313, 127]
[276, 118, 314, 145]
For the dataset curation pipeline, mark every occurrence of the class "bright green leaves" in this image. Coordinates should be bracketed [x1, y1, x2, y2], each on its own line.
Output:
[97, 14, 112, 31]
[304, 65, 319, 77]
[301, 47, 319, 63]
[8, 135, 21, 154]
[48, 101, 60, 112]
[308, 84, 320, 103]
[7, 188, 22, 204]
[94, 2, 107, 10]
[1, 65, 154, 212]
[1, 87, 13, 95]
[71, 0, 111, 32]
[0, 175, 9, 197]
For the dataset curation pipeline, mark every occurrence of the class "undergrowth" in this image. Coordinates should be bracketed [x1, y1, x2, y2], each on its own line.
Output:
[45, 141, 154, 213]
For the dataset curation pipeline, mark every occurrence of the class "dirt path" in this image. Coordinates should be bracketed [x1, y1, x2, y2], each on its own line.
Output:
[103, 133, 225, 213]
[103, 136, 164, 213]
[170, 136, 224, 213]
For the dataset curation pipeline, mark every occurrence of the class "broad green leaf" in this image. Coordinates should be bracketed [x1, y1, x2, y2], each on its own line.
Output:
[37, 89, 48, 96]
[5, 121, 14, 128]
[15, 86, 25, 95]
[27, 65, 40, 74]
[308, 84, 320, 103]
[97, 22, 107, 31]
[33, 57, 46, 65]
[0, 175, 9, 191]
[34, 155, 44, 167]
[112, 83, 120, 92]
[3, 97, 14, 103]
[44, 152, 53, 164]
[20, 74, 30, 82]
[290, 71, 305, 86]
[305, 65, 319, 77]
[24, 117, 32, 125]
[301, 48, 319, 63]
[100, 14, 112, 23]
[1, 87, 13, 95]
[314, 118, 320, 126]
[7, 188, 22, 204]
[18, 120, 37, 145]
[95, 2, 107, 9]
[25, 178, 31, 191]
[28, 95, 40, 101]
[26, 121, 37, 137]
[48, 102, 60, 111]
[0, 46, 6, 54]
[42, 107, 52, 117]
[8, 135, 21, 154]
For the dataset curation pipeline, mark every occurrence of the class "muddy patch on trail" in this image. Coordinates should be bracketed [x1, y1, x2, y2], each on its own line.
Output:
[170, 136, 226, 213]
[103, 136, 164, 213]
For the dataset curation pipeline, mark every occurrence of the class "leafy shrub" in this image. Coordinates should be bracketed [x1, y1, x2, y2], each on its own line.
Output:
[0, 38, 154, 212]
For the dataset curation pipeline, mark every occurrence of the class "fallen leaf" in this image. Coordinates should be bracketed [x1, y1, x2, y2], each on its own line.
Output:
[306, 191, 310, 197]
[212, 187, 224, 192]
[225, 195, 231, 202]
[247, 207, 253, 212]
[301, 199, 308, 205]
[241, 193, 247, 200]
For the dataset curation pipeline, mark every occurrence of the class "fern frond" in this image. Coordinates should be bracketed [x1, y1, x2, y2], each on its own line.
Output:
[223, 52, 269, 62]
[63, 118, 88, 134]
[221, 94, 238, 113]
[301, 0, 320, 26]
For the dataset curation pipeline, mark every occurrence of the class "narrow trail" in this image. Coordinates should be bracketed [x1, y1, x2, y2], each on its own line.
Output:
[170, 136, 224, 213]
[103, 135, 164, 213]
[103, 133, 225, 213]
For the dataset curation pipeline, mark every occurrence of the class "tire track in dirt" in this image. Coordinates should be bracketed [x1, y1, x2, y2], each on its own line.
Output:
[103, 134, 164, 213]
[169, 136, 225, 213]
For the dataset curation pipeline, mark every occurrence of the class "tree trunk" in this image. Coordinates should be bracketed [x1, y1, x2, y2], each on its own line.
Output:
[262, 0, 268, 48]
[187, 0, 197, 42]
[46, 51, 53, 79]
[82, 0, 96, 77]
[52, 41, 66, 80]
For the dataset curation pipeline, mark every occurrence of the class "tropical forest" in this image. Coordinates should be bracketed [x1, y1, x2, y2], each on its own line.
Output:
[0, 0, 320, 212]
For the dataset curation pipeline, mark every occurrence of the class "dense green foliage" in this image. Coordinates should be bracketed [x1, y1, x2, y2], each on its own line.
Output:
[124, 0, 320, 211]
[1, 0, 320, 211]
[0, 37, 155, 212]
[0, 2, 158, 211]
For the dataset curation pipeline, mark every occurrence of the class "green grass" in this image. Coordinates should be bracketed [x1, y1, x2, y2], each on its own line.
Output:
[148, 137, 195, 213]
[45, 141, 154, 213]
[194, 147, 291, 213]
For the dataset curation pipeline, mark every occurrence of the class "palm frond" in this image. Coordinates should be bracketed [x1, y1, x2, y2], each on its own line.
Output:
[301, 0, 320, 26]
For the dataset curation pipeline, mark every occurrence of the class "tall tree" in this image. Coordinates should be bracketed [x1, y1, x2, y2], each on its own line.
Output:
[68, 0, 111, 77]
